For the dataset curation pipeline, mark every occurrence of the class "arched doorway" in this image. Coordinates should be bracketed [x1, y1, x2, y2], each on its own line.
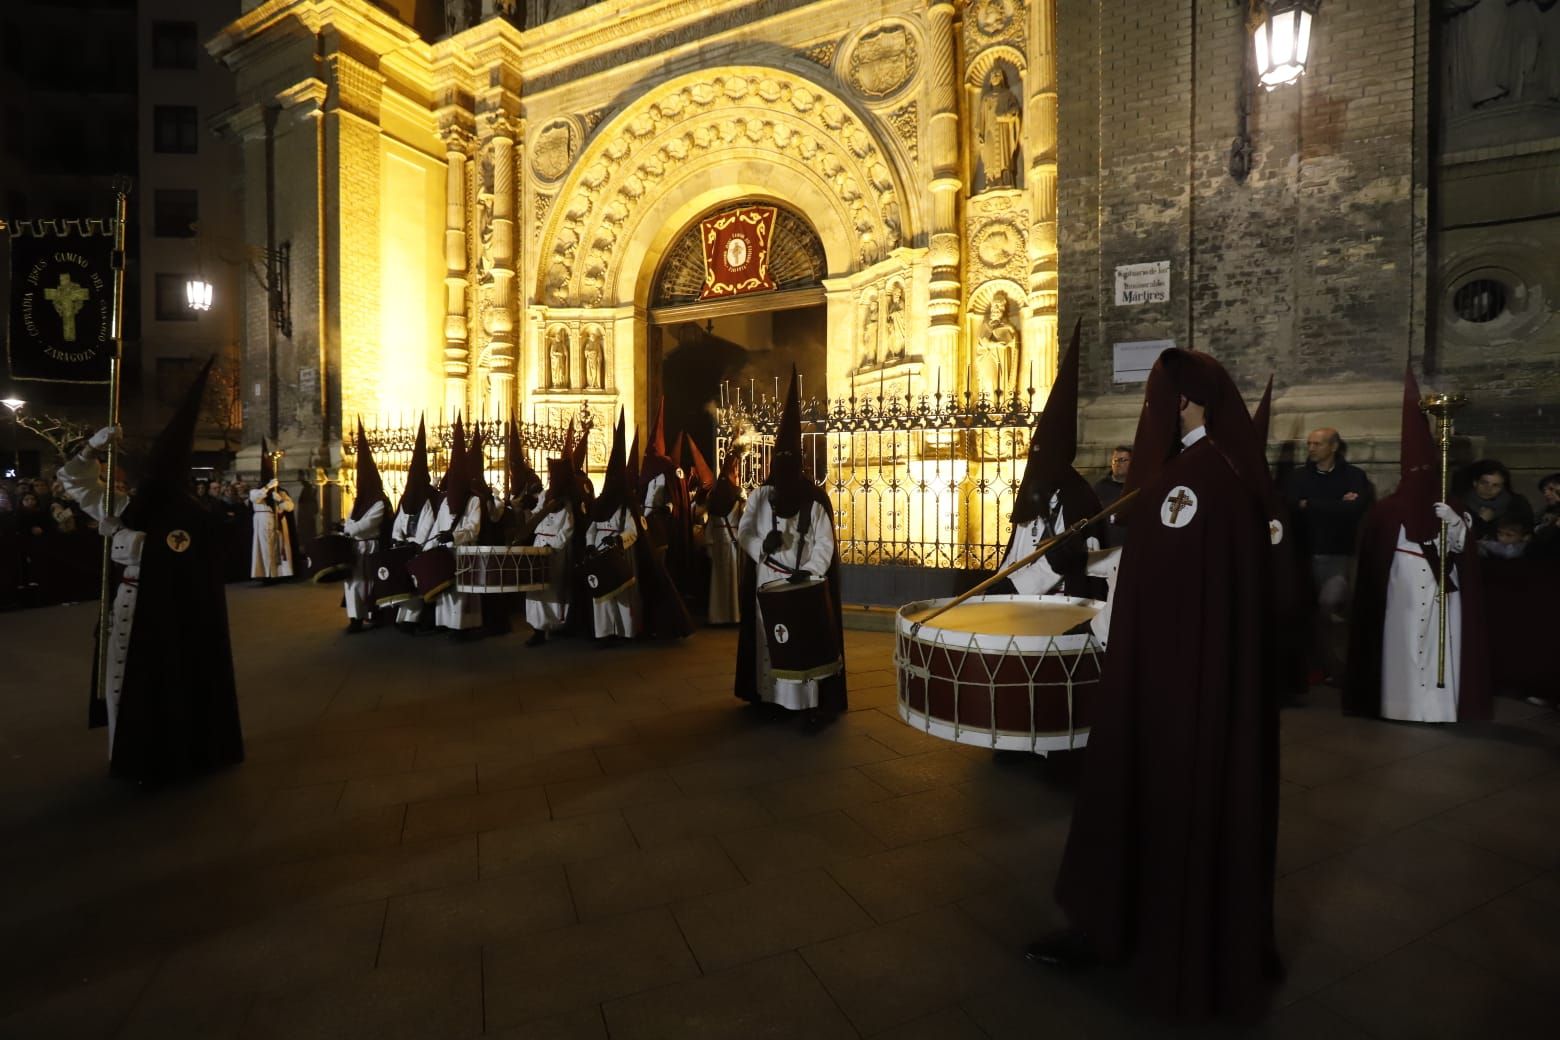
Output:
[646, 202, 828, 463]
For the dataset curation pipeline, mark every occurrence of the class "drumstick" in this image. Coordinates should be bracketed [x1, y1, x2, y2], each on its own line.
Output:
[909, 490, 1139, 635]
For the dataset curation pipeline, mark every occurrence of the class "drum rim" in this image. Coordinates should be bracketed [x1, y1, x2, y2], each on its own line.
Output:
[898, 702, 1091, 754]
[454, 544, 553, 556]
[896, 593, 1102, 652]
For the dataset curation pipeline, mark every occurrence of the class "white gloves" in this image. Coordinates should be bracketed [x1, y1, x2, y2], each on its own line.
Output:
[266, 478, 280, 491]
[1433, 502, 1467, 552]
[98, 515, 123, 536]
[87, 425, 119, 451]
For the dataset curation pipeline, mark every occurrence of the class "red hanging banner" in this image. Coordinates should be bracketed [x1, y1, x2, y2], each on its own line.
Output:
[699, 206, 778, 300]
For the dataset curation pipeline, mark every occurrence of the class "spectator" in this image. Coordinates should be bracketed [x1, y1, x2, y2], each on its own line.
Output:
[1480, 517, 1529, 559]
[15, 490, 51, 537]
[1527, 472, 1560, 560]
[1092, 445, 1131, 547]
[1463, 459, 1533, 542]
[1284, 427, 1374, 682]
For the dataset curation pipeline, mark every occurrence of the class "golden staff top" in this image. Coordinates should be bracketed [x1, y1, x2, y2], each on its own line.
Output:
[1419, 391, 1467, 690]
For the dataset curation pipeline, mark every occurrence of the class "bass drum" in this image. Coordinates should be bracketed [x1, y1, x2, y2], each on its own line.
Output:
[303, 533, 355, 583]
[368, 544, 419, 607]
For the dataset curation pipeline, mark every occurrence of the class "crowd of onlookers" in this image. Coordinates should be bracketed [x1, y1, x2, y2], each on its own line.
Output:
[0, 468, 261, 609]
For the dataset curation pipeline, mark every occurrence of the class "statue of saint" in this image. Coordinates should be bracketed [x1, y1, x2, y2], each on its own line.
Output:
[975, 290, 1021, 397]
[858, 290, 880, 370]
[883, 283, 908, 362]
[547, 326, 571, 389]
[976, 67, 1022, 192]
[582, 326, 604, 390]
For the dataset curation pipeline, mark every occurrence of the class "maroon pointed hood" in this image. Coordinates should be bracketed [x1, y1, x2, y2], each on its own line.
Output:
[351, 418, 387, 521]
[397, 416, 434, 519]
[259, 435, 275, 485]
[440, 414, 470, 514]
[507, 418, 540, 498]
[1012, 320, 1082, 524]
[1392, 365, 1442, 543]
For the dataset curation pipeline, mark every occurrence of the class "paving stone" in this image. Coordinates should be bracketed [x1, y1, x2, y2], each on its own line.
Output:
[621, 789, 773, 847]
[845, 785, 1002, 847]
[302, 835, 479, 906]
[0, 963, 157, 1040]
[749, 766, 895, 819]
[478, 748, 603, 792]
[545, 770, 684, 818]
[378, 866, 577, 965]
[480, 1006, 608, 1039]
[672, 868, 874, 972]
[479, 812, 639, 877]
[859, 748, 986, 795]
[717, 810, 887, 881]
[1425, 890, 1560, 995]
[828, 835, 1008, 923]
[401, 784, 551, 843]
[337, 764, 478, 812]
[483, 908, 700, 1027]
[603, 952, 857, 1039]
[240, 949, 482, 1040]
[567, 837, 747, 920]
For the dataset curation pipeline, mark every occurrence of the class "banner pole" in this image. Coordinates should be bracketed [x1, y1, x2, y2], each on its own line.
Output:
[93, 180, 129, 721]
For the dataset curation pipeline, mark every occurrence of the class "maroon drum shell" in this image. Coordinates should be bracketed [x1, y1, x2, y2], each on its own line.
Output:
[896, 632, 1100, 735]
[407, 547, 457, 602]
[369, 544, 419, 606]
[304, 533, 356, 583]
[579, 544, 634, 600]
[756, 578, 841, 680]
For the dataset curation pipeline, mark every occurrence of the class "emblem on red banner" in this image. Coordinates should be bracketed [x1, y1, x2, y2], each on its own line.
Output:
[699, 206, 778, 300]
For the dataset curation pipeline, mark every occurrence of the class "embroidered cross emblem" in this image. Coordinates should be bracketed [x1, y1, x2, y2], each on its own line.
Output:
[1166, 489, 1194, 523]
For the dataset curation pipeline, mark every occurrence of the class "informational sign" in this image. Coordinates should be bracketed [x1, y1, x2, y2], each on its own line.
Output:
[1113, 339, 1176, 384]
[1114, 260, 1171, 306]
[6, 219, 117, 383]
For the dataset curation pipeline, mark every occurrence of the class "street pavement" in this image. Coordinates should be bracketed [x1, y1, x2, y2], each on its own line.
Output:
[1, 581, 1557, 1038]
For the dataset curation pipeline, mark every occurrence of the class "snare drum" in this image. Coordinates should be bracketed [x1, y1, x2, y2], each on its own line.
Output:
[407, 546, 457, 602]
[304, 533, 355, 583]
[756, 578, 842, 682]
[894, 594, 1104, 755]
[579, 544, 634, 601]
[368, 544, 418, 607]
[455, 545, 552, 594]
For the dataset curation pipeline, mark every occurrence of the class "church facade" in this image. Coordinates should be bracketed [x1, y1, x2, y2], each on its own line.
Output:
[209, 0, 1558, 505]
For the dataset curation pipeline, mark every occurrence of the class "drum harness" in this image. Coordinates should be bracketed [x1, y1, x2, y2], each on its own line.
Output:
[762, 498, 815, 583]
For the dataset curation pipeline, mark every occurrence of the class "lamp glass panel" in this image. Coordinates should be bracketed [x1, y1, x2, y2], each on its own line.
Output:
[1254, 22, 1270, 76]
[1271, 10, 1296, 66]
[1296, 11, 1313, 64]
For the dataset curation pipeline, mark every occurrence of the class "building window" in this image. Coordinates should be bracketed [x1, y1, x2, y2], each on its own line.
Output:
[153, 190, 198, 238]
[152, 21, 199, 69]
[153, 105, 199, 154]
[1452, 279, 1507, 324]
[155, 274, 197, 322]
[156, 357, 196, 407]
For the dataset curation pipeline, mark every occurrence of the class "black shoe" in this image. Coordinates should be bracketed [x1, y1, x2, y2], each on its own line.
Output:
[525, 630, 547, 647]
[345, 618, 364, 634]
[1024, 930, 1097, 970]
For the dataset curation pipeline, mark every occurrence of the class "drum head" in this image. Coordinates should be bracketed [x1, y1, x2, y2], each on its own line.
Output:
[902, 596, 1098, 639]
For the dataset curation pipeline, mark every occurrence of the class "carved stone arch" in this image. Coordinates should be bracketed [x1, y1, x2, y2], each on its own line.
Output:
[965, 44, 1027, 89]
[535, 65, 916, 308]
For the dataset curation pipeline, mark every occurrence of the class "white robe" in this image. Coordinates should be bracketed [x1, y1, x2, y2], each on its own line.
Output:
[58, 451, 143, 755]
[390, 502, 433, 624]
[643, 473, 668, 513]
[341, 499, 386, 621]
[524, 506, 574, 633]
[584, 505, 642, 638]
[1000, 493, 1100, 596]
[420, 496, 483, 630]
[249, 488, 295, 578]
[1380, 519, 1470, 723]
[705, 499, 744, 625]
[737, 486, 836, 711]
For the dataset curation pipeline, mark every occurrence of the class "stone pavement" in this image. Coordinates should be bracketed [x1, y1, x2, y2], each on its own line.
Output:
[1, 582, 1558, 1039]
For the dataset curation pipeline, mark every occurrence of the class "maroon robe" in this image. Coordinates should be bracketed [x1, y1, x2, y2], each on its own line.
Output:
[1055, 433, 1279, 1020]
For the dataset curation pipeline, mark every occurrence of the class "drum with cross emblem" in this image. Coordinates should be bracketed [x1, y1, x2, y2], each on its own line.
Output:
[303, 533, 355, 583]
[756, 577, 842, 682]
[368, 543, 418, 607]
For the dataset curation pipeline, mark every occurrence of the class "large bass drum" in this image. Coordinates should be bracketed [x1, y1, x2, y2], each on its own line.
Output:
[894, 594, 1104, 755]
[755, 578, 842, 682]
[407, 546, 457, 602]
[455, 545, 552, 594]
[368, 544, 418, 607]
[303, 533, 355, 583]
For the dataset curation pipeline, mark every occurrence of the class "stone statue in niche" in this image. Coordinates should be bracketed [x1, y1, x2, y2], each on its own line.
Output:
[1442, 0, 1560, 112]
[883, 282, 908, 362]
[975, 290, 1021, 397]
[582, 326, 604, 390]
[547, 325, 572, 389]
[858, 289, 881, 370]
[976, 67, 1022, 192]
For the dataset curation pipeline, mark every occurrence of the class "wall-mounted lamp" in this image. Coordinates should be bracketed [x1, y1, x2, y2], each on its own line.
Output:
[1230, 0, 1321, 182]
[183, 229, 291, 339]
[186, 278, 213, 312]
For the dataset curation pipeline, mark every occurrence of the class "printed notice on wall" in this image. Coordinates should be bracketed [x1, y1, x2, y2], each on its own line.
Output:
[1113, 340, 1176, 384]
[1114, 261, 1171, 306]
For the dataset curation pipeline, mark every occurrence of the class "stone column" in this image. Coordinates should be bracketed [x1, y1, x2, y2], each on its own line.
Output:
[1026, 0, 1060, 391]
[483, 113, 519, 420]
[441, 125, 473, 418]
[926, 0, 964, 374]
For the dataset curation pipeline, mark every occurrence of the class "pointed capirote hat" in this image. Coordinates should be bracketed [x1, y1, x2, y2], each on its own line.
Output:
[440, 413, 470, 512]
[259, 435, 274, 484]
[507, 418, 539, 497]
[398, 416, 434, 517]
[351, 417, 386, 521]
[120, 356, 213, 528]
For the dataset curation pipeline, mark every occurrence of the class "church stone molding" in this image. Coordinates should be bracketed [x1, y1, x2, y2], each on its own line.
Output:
[802, 39, 839, 69]
[538, 67, 911, 308]
[842, 22, 920, 101]
[530, 117, 582, 183]
[967, 0, 1025, 52]
[888, 101, 919, 160]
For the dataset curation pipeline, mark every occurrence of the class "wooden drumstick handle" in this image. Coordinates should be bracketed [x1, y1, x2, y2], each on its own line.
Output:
[909, 490, 1138, 636]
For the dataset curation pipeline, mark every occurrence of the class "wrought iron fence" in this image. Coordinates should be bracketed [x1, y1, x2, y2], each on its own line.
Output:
[717, 390, 1042, 570]
[339, 405, 595, 508]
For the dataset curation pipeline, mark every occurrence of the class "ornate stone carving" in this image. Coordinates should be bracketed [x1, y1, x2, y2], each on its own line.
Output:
[540, 70, 907, 307]
[972, 0, 1019, 41]
[581, 324, 605, 390]
[532, 119, 578, 182]
[972, 217, 1027, 281]
[582, 107, 607, 133]
[888, 101, 919, 159]
[882, 281, 908, 363]
[803, 40, 838, 68]
[858, 288, 881, 370]
[846, 24, 918, 99]
[975, 65, 1022, 192]
[546, 324, 572, 389]
[975, 287, 1022, 398]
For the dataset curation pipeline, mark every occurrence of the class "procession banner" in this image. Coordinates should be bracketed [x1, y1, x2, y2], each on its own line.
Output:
[6, 218, 117, 383]
[699, 205, 778, 300]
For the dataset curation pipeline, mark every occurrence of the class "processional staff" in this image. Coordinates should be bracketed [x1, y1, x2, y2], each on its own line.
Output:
[1420, 391, 1467, 689]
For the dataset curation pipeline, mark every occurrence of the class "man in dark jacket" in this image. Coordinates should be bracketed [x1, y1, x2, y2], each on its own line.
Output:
[1283, 427, 1373, 681]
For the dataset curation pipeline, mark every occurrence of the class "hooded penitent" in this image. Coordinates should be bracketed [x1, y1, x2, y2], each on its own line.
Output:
[765, 365, 820, 519]
[259, 436, 275, 486]
[1343, 365, 1491, 721]
[397, 416, 435, 522]
[114, 356, 245, 782]
[1054, 346, 1280, 1020]
[1004, 320, 1101, 586]
[569, 419, 591, 478]
[707, 448, 743, 519]
[592, 410, 631, 523]
[507, 419, 540, 501]
[627, 426, 643, 503]
[685, 436, 715, 501]
[440, 414, 470, 515]
[1251, 375, 1274, 450]
[351, 418, 389, 526]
